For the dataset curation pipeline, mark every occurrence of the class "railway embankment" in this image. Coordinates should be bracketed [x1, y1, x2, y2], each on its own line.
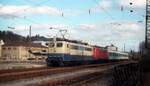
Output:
[0, 62, 130, 86]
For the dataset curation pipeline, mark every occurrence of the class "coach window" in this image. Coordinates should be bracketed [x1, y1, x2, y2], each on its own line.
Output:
[70, 45, 78, 50]
[67, 44, 69, 48]
[113, 53, 118, 56]
[57, 43, 63, 47]
[2, 48, 6, 50]
[123, 54, 128, 57]
[8, 47, 11, 50]
[70, 45, 73, 49]
[85, 47, 92, 51]
[79, 46, 84, 50]
[110, 53, 114, 56]
[13, 48, 16, 50]
[74, 45, 78, 50]
[87, 48, 92, 51]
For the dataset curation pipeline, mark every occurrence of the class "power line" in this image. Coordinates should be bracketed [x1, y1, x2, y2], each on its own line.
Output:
[145, 0, 150, 48]
[4, 0, 52, 20]
[92, 0, 115, 20]
[22, 16, 43, 25]
[24, 0, 51, 6]
[4, 0, 65, 27]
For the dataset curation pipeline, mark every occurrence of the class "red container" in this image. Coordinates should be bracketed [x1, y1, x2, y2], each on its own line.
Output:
[92, 47, 108, 60]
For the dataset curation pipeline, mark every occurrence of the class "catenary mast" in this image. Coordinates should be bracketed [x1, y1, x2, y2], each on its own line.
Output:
[146, 0, 150, 48]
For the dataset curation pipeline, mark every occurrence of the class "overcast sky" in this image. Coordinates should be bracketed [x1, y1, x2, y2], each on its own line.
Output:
[0, 0, 146, 51]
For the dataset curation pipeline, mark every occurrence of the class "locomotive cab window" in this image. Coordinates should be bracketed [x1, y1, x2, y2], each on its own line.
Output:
[42, 50, 46, 52]
[57, 43, 63, 47]
[49, 43, 54, 47]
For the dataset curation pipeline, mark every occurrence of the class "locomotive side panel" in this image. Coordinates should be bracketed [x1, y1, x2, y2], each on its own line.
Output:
[92, 47, 108, 60]
[65, 43, 93, 61]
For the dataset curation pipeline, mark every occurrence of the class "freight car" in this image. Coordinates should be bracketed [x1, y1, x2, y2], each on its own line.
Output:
[46, 38, 129, 66]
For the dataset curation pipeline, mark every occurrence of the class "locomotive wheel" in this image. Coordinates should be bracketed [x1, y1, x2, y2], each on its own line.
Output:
[51, 60, 60, 66]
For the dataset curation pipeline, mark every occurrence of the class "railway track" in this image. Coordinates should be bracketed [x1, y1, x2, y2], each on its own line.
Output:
[0, 61, 133, 84]
[38, 69, 109, 86]
[0, 67, 49, 74]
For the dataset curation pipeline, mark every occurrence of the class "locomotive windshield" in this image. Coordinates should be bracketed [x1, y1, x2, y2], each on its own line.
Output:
[57, 43, 63, 47]
[49, 43, 55, 48]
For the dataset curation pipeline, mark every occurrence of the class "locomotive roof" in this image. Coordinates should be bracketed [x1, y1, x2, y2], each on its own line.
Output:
[49, 38, 89, 45]
[93, 45, 107, 50]
[49, 38, 113, 49]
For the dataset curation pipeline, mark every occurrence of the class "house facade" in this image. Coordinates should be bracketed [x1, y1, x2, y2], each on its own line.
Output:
[0, 40, 4, 58]
[1, 42, 48, 60]
[0, 45, 1, 58]
[106, 44, 118, 51]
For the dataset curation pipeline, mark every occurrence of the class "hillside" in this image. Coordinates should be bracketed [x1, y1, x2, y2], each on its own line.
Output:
[0, 31, 49, 42]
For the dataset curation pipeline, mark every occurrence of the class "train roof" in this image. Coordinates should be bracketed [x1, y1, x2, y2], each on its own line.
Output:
[48, 38, 114, 49]
[108, 51, 129, 55]
[49, 38, 89, 45]
[93, 45, 106, 48]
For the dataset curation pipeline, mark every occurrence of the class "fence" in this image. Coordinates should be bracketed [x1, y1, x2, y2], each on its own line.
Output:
[110, 63, 142, 86]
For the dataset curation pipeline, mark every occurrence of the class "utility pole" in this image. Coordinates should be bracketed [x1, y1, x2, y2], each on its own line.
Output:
[146, 0, 150, 49]
[124, 43, 126, 52]
[29, 25, 31, 42]
[29, 25, 32, 59]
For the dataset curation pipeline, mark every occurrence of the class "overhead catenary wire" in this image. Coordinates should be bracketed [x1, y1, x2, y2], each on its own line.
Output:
[14, 0, 77, 28]
[33, 0, 52, 6]
[92, 0, 115, 20]
[5, 0, 66, 28]
[6, 0, 51, 17]
[91, 0, 128, 47]
[23, 0, 51, 6]
[5, 0, 96, 30]
[1, 0, 52, 28]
